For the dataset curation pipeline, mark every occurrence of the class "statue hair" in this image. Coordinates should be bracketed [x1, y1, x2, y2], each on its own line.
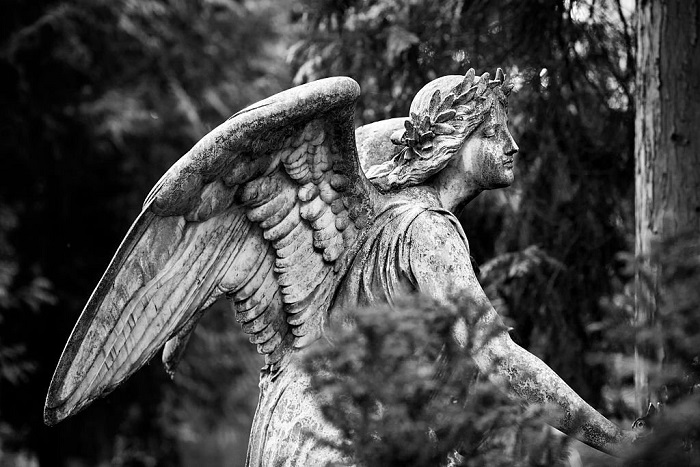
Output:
[365, 70, 510, 191]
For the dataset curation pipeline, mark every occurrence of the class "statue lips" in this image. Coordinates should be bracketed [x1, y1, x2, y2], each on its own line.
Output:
[503, 158, 514, 168]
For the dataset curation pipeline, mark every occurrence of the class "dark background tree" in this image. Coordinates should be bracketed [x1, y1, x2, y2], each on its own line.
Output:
[634, 0, 700, 414]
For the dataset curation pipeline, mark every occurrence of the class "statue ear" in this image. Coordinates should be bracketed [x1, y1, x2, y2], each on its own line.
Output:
[390, 129, 405, 145]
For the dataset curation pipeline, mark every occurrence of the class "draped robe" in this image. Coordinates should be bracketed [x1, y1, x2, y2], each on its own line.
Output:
[246, 189, 473, 466]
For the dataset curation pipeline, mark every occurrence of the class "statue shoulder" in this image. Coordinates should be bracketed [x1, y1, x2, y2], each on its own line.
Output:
[408, 209, 470, 260]
[405, 209, 475, 299]
[355, 118, 405, 173]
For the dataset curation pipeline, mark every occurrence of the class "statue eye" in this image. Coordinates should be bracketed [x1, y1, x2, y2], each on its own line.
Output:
[483, 127, 496, 138]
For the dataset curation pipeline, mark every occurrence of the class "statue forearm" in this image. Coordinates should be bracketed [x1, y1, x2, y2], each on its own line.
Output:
[411, 229, 637, 455]
[474, 333, 635, 456]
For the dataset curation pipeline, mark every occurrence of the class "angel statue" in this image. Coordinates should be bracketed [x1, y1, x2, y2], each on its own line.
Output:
[45, 69, 637, 465]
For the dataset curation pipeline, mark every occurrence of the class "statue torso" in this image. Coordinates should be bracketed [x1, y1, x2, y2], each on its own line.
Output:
[246, 187, 470, 467]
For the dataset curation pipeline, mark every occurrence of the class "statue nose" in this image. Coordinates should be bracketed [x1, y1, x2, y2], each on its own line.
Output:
[504, 134, 519, 156]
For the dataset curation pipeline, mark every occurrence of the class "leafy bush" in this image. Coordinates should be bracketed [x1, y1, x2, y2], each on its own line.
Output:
[303, 295, 573, 466]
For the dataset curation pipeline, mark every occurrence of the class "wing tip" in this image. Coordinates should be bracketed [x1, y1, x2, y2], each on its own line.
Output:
[43, 405, 63, 427]
[43, 369, 83, 426]
[44, 368, 116, 426]
[43, 398, 91, 427]
[44, 351, 75, 426]
[43, 388, 78, 426]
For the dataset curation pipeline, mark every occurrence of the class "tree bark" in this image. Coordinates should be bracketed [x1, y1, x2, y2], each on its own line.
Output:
[635, 0, 700, 415]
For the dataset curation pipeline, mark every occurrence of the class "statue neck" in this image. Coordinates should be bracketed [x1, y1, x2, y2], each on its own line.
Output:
[428, 164, 483, 213]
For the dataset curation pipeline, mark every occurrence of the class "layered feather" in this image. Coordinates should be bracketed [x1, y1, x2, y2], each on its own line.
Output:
[45, 77, 378, 425]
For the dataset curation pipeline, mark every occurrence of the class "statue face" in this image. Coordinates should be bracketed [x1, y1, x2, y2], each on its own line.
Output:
[454, 101, 518, 189]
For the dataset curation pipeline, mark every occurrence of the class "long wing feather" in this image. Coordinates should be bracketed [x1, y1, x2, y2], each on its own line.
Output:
[45, 77, 379, 425]
[45, 207, 254, 424]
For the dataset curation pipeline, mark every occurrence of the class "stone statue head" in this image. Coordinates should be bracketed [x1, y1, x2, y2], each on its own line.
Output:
[365, 68, 514, 191]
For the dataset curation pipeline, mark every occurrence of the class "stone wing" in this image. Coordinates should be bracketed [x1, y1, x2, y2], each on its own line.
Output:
[45, 77, 378, 425]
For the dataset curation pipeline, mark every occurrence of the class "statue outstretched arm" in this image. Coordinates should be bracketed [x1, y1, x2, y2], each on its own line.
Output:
[408, 212, 636, 456]
[481, 328, 637, 455]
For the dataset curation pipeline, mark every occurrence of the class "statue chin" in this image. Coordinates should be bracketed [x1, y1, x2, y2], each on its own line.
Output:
[501, 173, 515, 187]
[484, 172, 514, 190]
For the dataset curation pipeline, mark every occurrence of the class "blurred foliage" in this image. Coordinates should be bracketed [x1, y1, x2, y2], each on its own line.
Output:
[1, 0, 287, 465]
[602, 232, 700, 466]
[303, 295, 572, 466]
[160, 300, 263, 467]
[290, 0, 636, 410]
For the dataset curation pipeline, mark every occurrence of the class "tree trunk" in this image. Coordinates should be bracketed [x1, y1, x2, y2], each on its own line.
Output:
[635, 0, 700, 415]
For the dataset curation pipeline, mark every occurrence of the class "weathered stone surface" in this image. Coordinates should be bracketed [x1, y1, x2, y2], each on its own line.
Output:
[45, 70, 637, 463]
[355, 116, 405, 172]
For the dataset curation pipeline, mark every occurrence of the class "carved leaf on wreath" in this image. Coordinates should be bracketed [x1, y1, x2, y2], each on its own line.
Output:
[398, 68, 507, 153]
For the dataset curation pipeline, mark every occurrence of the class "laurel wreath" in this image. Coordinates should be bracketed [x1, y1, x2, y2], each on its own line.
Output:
[397, 68, 513, 158]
